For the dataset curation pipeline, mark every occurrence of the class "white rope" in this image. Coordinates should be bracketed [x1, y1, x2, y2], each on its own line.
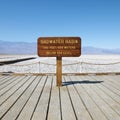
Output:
[1, 61, 120, 66]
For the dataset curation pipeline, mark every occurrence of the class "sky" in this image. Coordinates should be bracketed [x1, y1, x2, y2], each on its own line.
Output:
[0, 0, 120, 49]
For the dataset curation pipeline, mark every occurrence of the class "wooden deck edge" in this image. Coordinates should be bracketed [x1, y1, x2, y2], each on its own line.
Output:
[0, 72, 120, 76]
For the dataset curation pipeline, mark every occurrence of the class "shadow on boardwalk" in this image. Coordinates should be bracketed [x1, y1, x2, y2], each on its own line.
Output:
[62, 80, 103, 86]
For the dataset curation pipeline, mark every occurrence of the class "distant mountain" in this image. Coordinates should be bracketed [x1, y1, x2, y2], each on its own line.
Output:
[0, 40, 37, 54]
[0, 40, 120, 55]
[82, 46, 120, 54]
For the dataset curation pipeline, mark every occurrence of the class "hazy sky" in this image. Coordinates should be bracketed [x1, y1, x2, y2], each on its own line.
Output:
[0, 0, 120, 48]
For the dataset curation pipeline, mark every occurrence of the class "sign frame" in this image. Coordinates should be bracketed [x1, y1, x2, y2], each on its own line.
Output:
[38, 37, 81, 57]
[37, 37, 81, 86]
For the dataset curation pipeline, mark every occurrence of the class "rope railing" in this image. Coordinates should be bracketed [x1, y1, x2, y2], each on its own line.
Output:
[81, 61, 120, 65]
[2, 61, 120, 66]
[0, 61, 120, 73]
[6, 62, 39, 66]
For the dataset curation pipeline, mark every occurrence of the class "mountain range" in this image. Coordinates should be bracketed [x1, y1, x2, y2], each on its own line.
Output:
[0, 40, 120, 55]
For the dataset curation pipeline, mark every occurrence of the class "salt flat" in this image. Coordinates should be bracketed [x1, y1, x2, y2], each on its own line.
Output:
[0, 55, 120, 74]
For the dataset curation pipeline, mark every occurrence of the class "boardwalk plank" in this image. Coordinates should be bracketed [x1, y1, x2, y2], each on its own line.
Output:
[91, 76, 120, 104]
[0, 76, 16, 90]
[60, 77, 76, 120]
[32, 76, 53, 120]
[0, 76, 25, 97]
[64, 76, 92, 120]
[81, 76, 120, 120]
[0, 76, 30, 106]
[0, 75, 120, 120]
[47, 76, 61, 120]
[71, 76, 108, 120]
[1, 76, 39, 120]
[99, 75, 120, 91]
[82, 76, 120, 110]
[17, 76, 47, 120]
[0, 76, 10, 83]
[102, 79, 120, 96]
[0, 76, 35, 119]
[91, 82, 120, 116]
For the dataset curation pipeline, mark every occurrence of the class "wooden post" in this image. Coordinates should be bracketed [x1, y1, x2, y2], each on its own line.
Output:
[56, 57, 62, 86]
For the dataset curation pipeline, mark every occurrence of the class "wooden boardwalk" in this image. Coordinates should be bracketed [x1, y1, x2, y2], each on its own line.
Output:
[0, 74, 120, 120]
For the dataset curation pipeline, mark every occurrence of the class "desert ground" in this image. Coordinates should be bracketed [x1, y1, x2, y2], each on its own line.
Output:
[0, 55, 120, 74]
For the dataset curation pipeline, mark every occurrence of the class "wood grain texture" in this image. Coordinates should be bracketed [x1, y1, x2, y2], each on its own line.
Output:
[0, 75, 120, 120]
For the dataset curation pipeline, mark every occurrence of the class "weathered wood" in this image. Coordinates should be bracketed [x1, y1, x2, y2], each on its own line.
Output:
[0, 75, 120, 120]
[101, 75, 120, 89]
[91, 76, 120, 104]
[17, 76, 47, 120]
[56, 57, 62, 86]
[64, 76, 92, 120]
[0, 76, 25, 98]
[47, 76, 61, 120]
[59, 76, 76, 120]
[80, 76, 120, 120]
[0, 76, 34, 119]
[1, 76, 39, 120]
[0, 76, 16, 90]
[71, 76, 108, 120]
[31, 76, 53, 120]
[88, 78, 120, 116]
[0, 76, 30, 106]
[0, 76, 9, 83]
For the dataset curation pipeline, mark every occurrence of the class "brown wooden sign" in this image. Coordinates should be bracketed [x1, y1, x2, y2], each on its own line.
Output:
[38, 37, 81, 57]
[37, 37, 81, 86]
